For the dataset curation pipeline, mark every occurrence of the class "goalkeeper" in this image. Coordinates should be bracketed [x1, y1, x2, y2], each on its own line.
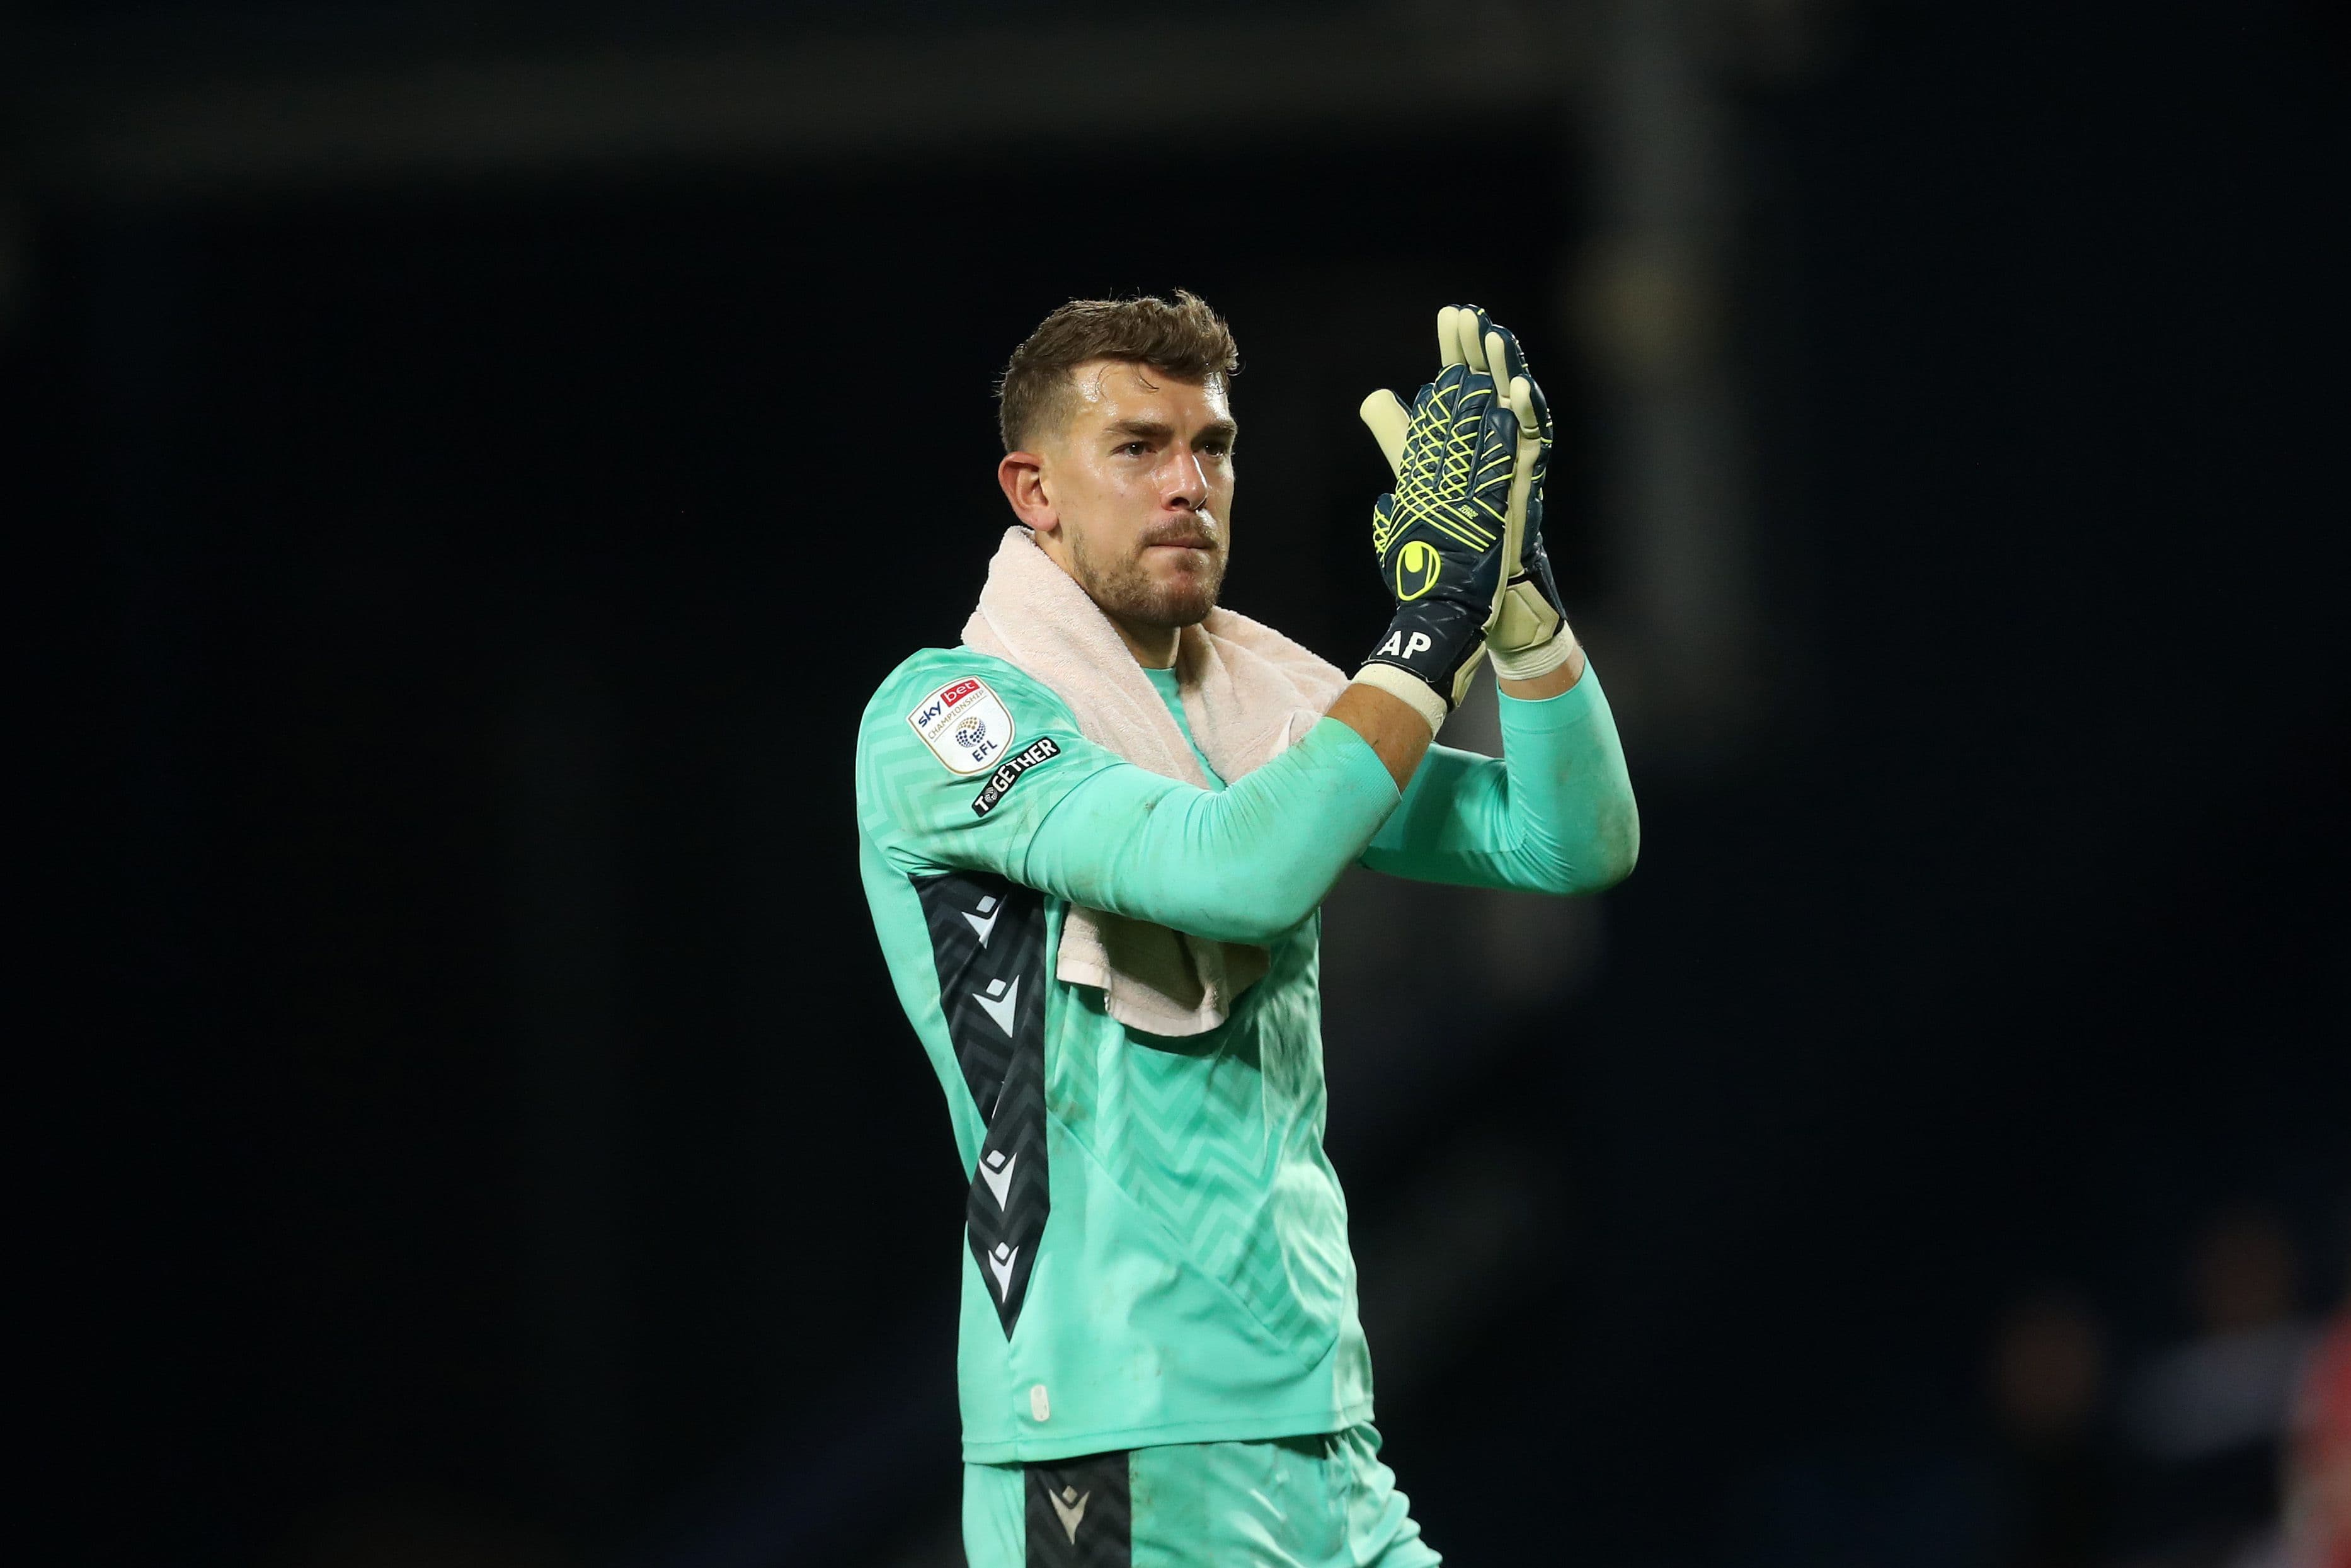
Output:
[854, 291, 1636, 1567]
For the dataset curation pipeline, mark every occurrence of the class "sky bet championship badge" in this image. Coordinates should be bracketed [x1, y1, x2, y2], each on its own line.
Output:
[906, 675, 1016, 775]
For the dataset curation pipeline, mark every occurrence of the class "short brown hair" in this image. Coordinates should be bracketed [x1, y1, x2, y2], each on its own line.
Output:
[997, 290, 1240, 452]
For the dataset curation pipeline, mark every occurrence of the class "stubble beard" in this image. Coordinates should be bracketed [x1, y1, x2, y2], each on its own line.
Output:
[1067, 522, 1227, 630]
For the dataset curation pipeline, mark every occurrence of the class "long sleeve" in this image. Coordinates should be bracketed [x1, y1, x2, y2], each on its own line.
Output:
[1359, 664, 1639, 894]
[857, 649, 1403, 945]
[1018, 716, 1399, 944]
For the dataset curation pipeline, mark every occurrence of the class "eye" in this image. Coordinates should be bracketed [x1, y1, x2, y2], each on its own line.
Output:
[1116, 441, 1148, 457]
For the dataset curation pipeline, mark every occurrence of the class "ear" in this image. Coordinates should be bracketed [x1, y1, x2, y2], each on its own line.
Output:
[997, 450, 1059, 536]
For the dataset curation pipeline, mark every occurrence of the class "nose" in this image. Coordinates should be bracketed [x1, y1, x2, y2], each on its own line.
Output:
[1159, 445, 1210, 512]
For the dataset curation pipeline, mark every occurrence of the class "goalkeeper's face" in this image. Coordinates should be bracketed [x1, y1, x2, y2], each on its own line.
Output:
[1031, 360, 1235, 631]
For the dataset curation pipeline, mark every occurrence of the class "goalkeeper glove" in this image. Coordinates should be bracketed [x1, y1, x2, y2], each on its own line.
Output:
[1354, 305, 1519, 731]
[1476, 316, 1576, 680]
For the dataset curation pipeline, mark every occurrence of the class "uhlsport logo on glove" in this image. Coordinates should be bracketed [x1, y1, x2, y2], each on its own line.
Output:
[907, 675, 1016, 775]
[1394, 539, 1441, 600]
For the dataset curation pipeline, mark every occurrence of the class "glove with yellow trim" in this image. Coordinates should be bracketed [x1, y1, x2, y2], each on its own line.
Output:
[1353, 305, 1519, 731]
[1475, 316, 1576, 680]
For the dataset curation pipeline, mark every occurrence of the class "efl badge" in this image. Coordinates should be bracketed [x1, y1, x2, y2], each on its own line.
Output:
[906, 675, 1016, 775]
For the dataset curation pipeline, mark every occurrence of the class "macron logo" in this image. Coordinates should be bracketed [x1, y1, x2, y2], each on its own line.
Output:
[979, 1148, 1015, 1208]
[974, 976, 1019, 1037]
[1048, 1485, 1089, 1543]
[962, 894, 1000, 946]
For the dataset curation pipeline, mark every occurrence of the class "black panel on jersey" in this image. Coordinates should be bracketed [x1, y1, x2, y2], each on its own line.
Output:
[1024, 1451, 1132, 1568]
[911, 870, 1050, 1337]
[912, 870, 1045, 1111]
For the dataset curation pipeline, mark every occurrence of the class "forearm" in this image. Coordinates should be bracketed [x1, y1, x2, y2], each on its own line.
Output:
[1021, 716, 1402, 944]
[1327, 680, 1435, 790]
[1360, 661, 1637, 893]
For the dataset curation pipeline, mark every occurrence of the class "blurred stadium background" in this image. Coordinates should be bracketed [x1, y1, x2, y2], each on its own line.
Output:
[20, 0, 2348, 1564]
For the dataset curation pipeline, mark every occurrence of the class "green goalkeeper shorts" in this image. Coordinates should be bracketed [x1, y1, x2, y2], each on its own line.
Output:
[961, 1423, 1442, 1567]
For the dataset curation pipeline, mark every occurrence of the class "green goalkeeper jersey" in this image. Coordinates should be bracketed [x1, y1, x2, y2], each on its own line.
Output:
[854, 646, 1635, 1463]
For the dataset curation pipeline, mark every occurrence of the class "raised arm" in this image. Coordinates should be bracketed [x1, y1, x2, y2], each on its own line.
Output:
[1019, 713, 1401, 943]
[1361, 655, 1639, 895]
[859, 653, 1416, 947]
[1353, 302, 1638, 895]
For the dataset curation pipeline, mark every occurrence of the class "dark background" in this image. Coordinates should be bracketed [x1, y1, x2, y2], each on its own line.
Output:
[20, 1, 2348, 1564]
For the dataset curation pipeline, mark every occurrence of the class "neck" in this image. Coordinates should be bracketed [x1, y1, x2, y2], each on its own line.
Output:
[1108, 614, 1180, 670]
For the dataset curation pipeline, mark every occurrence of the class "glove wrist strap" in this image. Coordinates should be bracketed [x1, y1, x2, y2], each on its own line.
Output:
[1350, 662, 1448, 735]
[1489, 625, 1577, 682]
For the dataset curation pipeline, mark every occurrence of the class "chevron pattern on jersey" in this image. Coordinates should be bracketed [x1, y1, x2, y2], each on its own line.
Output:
[913, 869, 1050, 1337]
[913, 869, 1046, 1113]
[1080, 992, 1352, 1354]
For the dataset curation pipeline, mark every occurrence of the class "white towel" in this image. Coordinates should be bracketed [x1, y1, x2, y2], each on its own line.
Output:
[961, 526, 1349, 1037]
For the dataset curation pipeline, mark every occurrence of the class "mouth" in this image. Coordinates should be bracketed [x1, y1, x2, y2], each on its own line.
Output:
[1145, 537, 1216, 554]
